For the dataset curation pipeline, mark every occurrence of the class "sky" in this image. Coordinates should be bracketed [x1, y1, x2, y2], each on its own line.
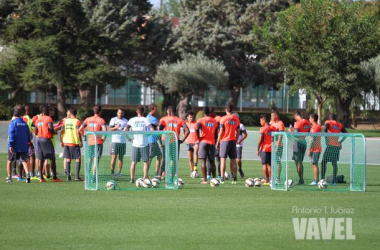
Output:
[149, 0, 160, 8]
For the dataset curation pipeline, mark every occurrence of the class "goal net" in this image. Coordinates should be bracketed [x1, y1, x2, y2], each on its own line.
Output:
[271, 132, 366, 192]
[84, 131, 179, 190]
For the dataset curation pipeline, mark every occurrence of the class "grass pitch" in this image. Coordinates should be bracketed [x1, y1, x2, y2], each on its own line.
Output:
[0, 154, 379, 250]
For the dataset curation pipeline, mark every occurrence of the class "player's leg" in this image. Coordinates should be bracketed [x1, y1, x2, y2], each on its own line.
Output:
[187, 144, 194, 174]
[142, 145, 150, 179]
[130, 147, 139, 183]
[237, 146, 244, 178]
[209, 144, 217, 178]
[20, 153, 30, 183]
[198, 142, 207, 183]
[228, 141, 238, 183]
[64, 146, 72, 180]
[74, 146, 82, 181]
[6, 150, 15, 183]
[321, 149, 328, 180]
[219, 141, 228, 183]
[49, 140, 58, 180]
[267, 152, 272, 180]
[117, 144, 125, 177]
[215, 149, 221, 178]
[12, 159, 17, 177]
[276, 147, 283, 183]
[200, 158, 207, 184]
[110, 143, 117, 177]
[194, 142, 199, 172]
[260, 152, 269, 183]
[17, 160, 25, 181]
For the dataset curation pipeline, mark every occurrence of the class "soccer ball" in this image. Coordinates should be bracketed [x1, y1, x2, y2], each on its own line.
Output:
[151, 178, 161, 188]
[135, 178, 144, 188]
[285, 179, 294, 187]
[245, 178, 254, 187]
[106, 180, 116, 190]
[224, 171, 230, 180]
[210, 178, 220, 187]
[143, 179, 152, 188]
[254, 179, 262, 187]
[190, 170, 199, 178]
[318, 179, 328, 189]
[175, 178, 185, 188]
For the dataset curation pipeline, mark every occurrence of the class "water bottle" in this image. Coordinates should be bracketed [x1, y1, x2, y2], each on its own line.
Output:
[289, 124, 293, 132]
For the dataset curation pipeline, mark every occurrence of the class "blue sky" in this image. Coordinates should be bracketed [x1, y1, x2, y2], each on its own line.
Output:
[149, 0, 160, 7]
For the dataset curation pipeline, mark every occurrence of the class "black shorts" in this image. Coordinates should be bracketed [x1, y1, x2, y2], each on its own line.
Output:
[8, 151, 28, 163]
[63, 145, 81, 159]
[198, 142, 215, 161]
[236, 147, 243, 160]
[149, 142, 162, 158]
[110, 143, 126, 158]
[322, 146, 340, 162]
[219, 141, 237, 159]
[310, 152, 321, 165]
[132, 146, 149, 162]
[260, 151, 271, 165]
[88, 144, 103, 159]
[186, 143, 198, 152]
[292, 140, 307, 162]
[36, 137, 54, 160]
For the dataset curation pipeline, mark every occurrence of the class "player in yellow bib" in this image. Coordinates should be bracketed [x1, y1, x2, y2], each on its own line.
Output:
[60, 108, 83, 181]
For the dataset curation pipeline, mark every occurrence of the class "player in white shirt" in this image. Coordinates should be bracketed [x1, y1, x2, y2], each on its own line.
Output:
[125, 106, 153, 183]
[233, 113, 248, 178]
[109, 109, 128, 178]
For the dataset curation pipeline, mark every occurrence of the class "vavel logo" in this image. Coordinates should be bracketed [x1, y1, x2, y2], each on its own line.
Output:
[293, 218, 355, 240]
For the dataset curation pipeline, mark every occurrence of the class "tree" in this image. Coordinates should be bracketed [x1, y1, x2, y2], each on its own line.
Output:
[155, 53, 228, 118]
[173, 0, 269, 107]
[259, 0, 380, 126]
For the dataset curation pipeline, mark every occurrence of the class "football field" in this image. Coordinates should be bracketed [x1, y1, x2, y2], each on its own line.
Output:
[0, 154, 379, 250]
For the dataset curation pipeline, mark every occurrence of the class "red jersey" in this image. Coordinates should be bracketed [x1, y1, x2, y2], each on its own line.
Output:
[219, 114, 240, 141]
[82, 115, 106, 145]
[271, 120, 285, 146]
[310, 124, 322, 152]
[35, 115, 53, 139]
[197, 116, 218, 145]
[186, 122, 198, 144]
[325, 120, 343, 147]
[160, 116, 185, 139]
[259, 124, 276, 152]
[294, 118, 310, 140]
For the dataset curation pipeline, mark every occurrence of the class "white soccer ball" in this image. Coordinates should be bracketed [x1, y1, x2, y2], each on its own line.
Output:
[106, 180, 116, 190]
[59, 152, 64, 158]
[318, 179, 328, 189]
[285, 179, 294, 187]
[254, 180, 262, 187]
[224, 171, 230, 180]
[151, 178, 161, 188]
[175, 178, 185, 188]
[190, 170, 199, 178]
[253, 178, 260, 183]
[210, 178, 220, 187]
[143, 179, 152, 188]
[245, 178, 254, 187]
[135, 178, 144, 188]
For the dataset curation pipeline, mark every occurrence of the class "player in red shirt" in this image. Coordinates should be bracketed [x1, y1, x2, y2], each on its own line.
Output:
[257, 115, 276, 185]
[321, 114, 347, 185]
[308, 114, 322, 186]
[159, 106, 189, 179]
[210, 107, 222, 178]
[288, 111, 311, 185]
[196, 107, 218, 184]
[185, 111, 199, 176]
[34, 105, 58, 182]
[270, 110, 285, 184]
[216, 104, 240, 184]
[79, 105, 107, 183]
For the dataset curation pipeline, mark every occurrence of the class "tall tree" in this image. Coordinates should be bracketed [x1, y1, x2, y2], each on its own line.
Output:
[173, 0, 269, 107]
[259, 0, 380, 126]
[155, 53, 228, 118]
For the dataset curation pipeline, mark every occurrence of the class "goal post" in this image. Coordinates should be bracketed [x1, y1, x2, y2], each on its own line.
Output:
[84, 130, 179, 191]
[271, 132, 366, 192]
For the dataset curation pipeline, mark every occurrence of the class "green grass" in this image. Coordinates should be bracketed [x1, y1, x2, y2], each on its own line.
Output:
[0, 154, 379, 249]
[245, 126, 380, 137]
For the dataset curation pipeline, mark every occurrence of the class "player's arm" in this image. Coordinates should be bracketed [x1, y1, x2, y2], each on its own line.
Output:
[48, 122, 54, 134]
[109, 119, 119, 131]
[180, 124, 190, 144]
[324, 123, 329, 144]
[79, 122, 86, 137]
[60, 125, 65, 147]
[235, 126, 240, 142]
[77, 121, 83, 147]
[257, 133, 264, 156]
[237, 129, 247, 144]
[124, 125, 133, 142]
[339, 127, 348, 146]
[8, 123, 15, 152]
[216, 124, 224, 149]
[195, 123, 202, 140]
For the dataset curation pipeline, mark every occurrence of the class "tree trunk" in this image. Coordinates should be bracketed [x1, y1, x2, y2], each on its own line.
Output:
[335, 96, 352, 128]
[161, 87, 179, 113]
[229, 87, 240, 109]
[56, 84, 66, 120]
[177, 95, 191, 120]
[317, 102, 323, 125]
[79, 86, 96, 108]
